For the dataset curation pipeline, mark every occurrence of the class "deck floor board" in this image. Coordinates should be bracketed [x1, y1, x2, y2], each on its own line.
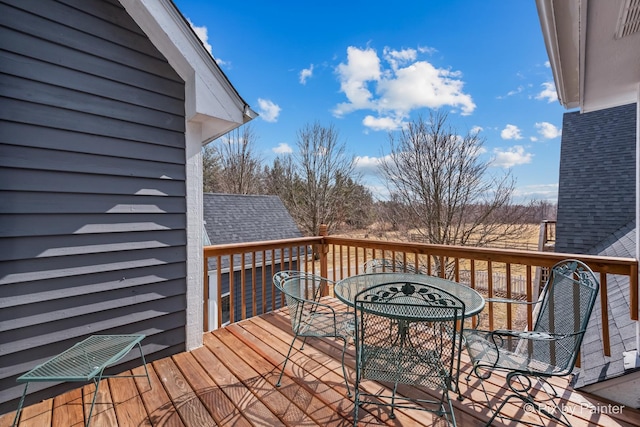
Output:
[3, 300, 640, 427]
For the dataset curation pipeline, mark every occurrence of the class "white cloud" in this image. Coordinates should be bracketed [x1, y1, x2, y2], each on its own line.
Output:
[383, 47, 417, 71]
[333, 47, 381, 116]
[362, 115, 404, 131]
[501, 124, 523, 140]
[256, 98, 281, 122]
[186, 18, 213, 55]
[497, 86, 524, 99]
[535, 82, 558, 103]
[514, 183, 558, 203]
[377, 62, 474, 114]
[300, 64, 314, 85]
[333, 46, 476, 129]
[507, 86, 524, 96]
[535, 122, 562, 139]
[273, 143, 293, 154]
[470, 125, 483, 135]
[354, 155, 384, 175]
[492, 145, 533, 168]
[418, 45, 438, 55]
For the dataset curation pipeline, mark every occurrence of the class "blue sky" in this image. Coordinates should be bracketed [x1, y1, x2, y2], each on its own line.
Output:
[173, 0, 570, 203]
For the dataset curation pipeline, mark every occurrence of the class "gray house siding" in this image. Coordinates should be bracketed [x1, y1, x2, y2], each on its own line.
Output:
[222, 262, 290, 324]
[0, 0, 187, 414]
[555, 103, 636, 254]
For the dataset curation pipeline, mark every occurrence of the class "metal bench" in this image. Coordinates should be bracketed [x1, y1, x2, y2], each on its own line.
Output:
[12, 334, 150, 427]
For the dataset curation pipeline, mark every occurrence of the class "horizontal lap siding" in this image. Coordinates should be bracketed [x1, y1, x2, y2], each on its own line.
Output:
[0, 0, 187, 414]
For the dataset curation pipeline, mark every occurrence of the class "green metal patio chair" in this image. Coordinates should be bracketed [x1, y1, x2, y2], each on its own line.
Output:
[272, 271, 352, 396]
[353, 280, 465, 426]
[464, 259, 599, 427]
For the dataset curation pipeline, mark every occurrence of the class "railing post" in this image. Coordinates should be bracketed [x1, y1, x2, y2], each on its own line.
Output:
[203, 251, 209, 332]
[319, 224, 329, 295]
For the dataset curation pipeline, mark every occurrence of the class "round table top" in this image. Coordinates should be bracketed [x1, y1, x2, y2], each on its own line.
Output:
[334, 272, 485, 319]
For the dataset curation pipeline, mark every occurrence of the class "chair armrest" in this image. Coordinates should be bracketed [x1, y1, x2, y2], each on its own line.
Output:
[491, 329, 555, 341]
[489, 329, 581, 342]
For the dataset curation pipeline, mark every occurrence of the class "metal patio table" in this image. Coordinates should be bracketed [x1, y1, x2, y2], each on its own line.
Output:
[335, 272, 485, 397]
[334, 272, 485, 319]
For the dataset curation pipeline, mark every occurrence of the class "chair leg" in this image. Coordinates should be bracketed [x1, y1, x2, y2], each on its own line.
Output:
[276, 335, 298, 387]
[389, 380, 399, 419]
[470, 371, 574, 427]
[484, 392, 573, 427]
[352, 377, 361, 427]
[445, 391, 458, 427]
[340, 337, 351, 397]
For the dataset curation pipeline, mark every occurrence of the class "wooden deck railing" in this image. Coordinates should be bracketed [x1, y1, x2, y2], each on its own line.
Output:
[203, 228, 638, 360]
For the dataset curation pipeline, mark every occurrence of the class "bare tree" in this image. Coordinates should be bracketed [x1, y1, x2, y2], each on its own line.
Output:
[340, 176, 374, 230]
[217, 124, 264, 194]
[275, 122, 361, 236]
[380, 111, 530, 254]
[203, 143, 222, 193]
[263, 157, 292, 196]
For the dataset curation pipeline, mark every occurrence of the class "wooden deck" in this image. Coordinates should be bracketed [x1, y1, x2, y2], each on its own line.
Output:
[3, 299, 640, 427]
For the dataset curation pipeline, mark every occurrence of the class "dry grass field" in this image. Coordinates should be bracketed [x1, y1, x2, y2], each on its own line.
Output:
[317, 223, 544, 331]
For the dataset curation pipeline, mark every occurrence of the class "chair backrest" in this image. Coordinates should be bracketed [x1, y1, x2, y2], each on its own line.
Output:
[354, 281, 465, 389]
[273, 270, 331, 302]
[273, 271, 333, 334]
[530, 260, 599, 373]
[363, 258, 419, 274]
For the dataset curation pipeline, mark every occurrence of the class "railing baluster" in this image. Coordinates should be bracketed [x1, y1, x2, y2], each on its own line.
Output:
[217, 255, 222, 328]
[229, 255, 235, 324]
[488, 261, 494, 331]
[203, 255, 209, 331]
[600, 273, 610, 357]
[241, 253, 246, 320]
[526, 265, 533, 329]
[261, 250, 266, 315]
[251, 252, 257, 318]
[506, 263, 512, 329]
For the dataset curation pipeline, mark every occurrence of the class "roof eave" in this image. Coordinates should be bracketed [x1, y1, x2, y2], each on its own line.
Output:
[120, 0, 256, 143]
[536, 0, 583, 109]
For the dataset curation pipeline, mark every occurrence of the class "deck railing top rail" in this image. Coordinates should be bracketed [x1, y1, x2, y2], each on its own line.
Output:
[322, 236, 637, 275]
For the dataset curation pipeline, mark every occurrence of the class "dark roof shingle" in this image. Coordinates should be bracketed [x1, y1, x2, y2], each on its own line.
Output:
[554, 103, 638, 388]
[203, 193, 302, 245]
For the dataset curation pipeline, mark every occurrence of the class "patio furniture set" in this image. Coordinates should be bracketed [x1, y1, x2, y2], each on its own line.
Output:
[273, 259, 599, 427]
[12, 259, 598, 427]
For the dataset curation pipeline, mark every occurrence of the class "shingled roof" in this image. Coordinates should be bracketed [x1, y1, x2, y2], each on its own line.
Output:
[572, 220, 637, 388]
[555, 103, 636, 255]
[203, 193, 303, 270]
[554, 103, 637, 388]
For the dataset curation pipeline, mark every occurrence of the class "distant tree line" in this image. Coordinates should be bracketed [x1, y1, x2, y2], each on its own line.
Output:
[203, 112, 557, 246]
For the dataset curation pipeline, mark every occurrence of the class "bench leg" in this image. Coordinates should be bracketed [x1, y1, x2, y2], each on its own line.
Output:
[11, 383, 29, 427]
[86, 375, 103, 427]
[137, 342, 151, 387]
